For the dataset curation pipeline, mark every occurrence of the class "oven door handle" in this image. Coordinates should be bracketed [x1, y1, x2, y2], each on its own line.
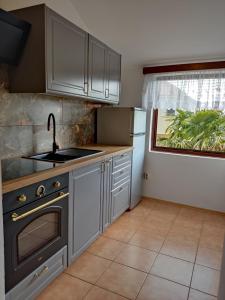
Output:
[11, 192, 69, 222]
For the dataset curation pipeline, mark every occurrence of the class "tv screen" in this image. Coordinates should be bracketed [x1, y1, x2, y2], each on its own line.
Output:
[0, 9, 31, 65]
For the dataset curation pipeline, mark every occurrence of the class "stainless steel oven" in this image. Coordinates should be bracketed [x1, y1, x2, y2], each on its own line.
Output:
[3, 173, 69, 293]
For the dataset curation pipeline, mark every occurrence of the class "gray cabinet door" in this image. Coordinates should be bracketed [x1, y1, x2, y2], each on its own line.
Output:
[102, 159, 112, 231]
[88, 36, 107, 100]
[69, 162, 102, 262]
[46, 8, 88, 96]
[111, 181, 130, 222]
[106, 49, 121, 103]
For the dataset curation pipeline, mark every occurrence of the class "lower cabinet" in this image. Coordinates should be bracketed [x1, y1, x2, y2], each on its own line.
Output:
[111, 181, 130, 222]
[68, 153, 132, 264]
[6, 246, 67, 300]
[68, 162, 102, 263]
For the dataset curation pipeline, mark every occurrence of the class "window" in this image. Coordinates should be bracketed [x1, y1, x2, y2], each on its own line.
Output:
[143, 66, 225, 157]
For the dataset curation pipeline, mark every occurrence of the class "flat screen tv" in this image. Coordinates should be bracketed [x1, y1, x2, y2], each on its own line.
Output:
[0, 8, 31, 65]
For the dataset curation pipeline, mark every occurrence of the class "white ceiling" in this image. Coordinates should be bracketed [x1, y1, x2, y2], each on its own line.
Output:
[72, 0, 225, 67]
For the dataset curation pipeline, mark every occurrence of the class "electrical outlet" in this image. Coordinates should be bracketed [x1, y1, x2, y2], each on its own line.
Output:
[143, 172, 149, 180]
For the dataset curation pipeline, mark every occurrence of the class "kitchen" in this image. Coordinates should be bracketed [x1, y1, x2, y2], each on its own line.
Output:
[0, 1, 225, 300]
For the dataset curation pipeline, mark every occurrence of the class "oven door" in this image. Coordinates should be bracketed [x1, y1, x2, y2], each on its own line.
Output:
[4, 188, 68, 292]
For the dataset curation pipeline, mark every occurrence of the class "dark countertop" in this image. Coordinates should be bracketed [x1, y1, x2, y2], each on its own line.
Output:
[1, 157, 60, 182]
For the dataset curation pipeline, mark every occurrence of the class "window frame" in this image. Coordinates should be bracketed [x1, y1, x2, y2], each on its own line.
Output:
[151, 108, 225, 158]
[144, 61, 225, 158]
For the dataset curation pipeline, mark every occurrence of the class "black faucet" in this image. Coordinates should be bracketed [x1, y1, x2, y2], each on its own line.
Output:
[47, 113, 59, 153]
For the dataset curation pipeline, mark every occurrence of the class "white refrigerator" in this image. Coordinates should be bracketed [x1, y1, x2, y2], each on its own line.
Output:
[97, 107, 146, 209]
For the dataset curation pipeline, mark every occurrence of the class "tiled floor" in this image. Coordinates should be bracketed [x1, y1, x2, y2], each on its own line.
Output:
[37, 198, 225, 300]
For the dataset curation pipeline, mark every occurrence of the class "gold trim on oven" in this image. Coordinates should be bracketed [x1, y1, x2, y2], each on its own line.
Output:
[11, 192, 69, 222]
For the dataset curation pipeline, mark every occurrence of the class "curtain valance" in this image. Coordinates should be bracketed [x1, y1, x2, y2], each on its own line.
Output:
[142, 69, 225, 112]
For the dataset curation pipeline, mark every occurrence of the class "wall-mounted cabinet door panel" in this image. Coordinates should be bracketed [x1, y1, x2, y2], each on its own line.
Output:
[88, 36, 107, 99]
[46, 9, 88, 96]
[107, 49, 121, 103]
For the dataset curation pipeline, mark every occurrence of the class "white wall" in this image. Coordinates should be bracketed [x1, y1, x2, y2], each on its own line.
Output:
[143, 151, 225, 212]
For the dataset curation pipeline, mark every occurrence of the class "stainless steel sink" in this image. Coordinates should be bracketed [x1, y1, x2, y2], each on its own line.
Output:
[23, 148, 104, 163]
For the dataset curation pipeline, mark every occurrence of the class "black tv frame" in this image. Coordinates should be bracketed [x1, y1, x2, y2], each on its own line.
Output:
[0, 8, 31, 65]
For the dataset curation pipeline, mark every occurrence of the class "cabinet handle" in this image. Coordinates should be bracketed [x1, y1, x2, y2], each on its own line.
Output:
[84, 82, 88, 94]
[105, 88, 109, 98]
[31, 266, 49, 284]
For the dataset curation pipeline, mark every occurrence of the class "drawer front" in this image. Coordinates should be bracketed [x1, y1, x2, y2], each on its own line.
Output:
[112, 165, 131, 189]
[112, 151, 132, 171]
[111, 181, 130, 222]
[6, 246, 67, 300]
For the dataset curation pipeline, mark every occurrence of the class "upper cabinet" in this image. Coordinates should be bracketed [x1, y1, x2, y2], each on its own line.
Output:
[10, 4, 121, 104]
[88, 36, 107, 100]
[46, 9, 88, 97]
[107, 49, 121, 102]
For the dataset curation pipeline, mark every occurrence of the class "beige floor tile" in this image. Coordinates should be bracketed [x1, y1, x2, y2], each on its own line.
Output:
[188, 289, 217, 300]
[138, 198, 157, 209]
[203, 213, 225, 228]
[199, 235, 224, 251]
[84, 286, 127, 300]
[129, 230, 165, 252]
[137, 275, 189, 300]
[37, 273, 92, 300]
[148, 210, 177, 222]
[87, 236, 125, 260]
[196, 247, 222, 270]
[152, 202, 181, 214]
[167, 226, 200, 244]
[201, 224, 225, 241]
[179, 207, 205, 221]
[115, 214, 143, 230]
[150, 254, 194, 286]
[64, 252, 111, 284]
[115, 244, 157, 272]
[191, 264, 220, 296]
[139, 219, 171, 237]
[160, 239, 197, 262]
[170, 224, 201, 238]
[96, 262, 147, 300]
[173, 218, 202, 230]
[103, 223, 136, 242]
[128, 205, 151, 217]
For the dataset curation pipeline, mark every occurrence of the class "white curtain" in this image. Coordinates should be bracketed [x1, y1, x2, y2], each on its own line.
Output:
[142, 69, 225, 112]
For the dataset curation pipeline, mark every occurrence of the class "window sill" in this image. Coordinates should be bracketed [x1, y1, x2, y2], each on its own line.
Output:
[149, 146, 225, 159]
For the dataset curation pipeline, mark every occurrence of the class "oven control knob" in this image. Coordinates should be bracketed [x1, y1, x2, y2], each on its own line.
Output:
[17, 194, 27, 203]
[53, 181, 61, 188]
[36, 185, 46, 197]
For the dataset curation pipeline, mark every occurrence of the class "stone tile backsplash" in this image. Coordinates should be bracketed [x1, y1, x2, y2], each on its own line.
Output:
[0, 66, 100, 159]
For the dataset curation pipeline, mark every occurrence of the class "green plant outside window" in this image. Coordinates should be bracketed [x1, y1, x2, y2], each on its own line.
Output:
[156, 109, 225, 152]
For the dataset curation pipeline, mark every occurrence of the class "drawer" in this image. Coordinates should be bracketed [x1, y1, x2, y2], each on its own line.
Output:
[111, 181, 130, 222]
[112, 165, 131, 189]
[113, 151, 132, 171]
[6, 246, 67, 300]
